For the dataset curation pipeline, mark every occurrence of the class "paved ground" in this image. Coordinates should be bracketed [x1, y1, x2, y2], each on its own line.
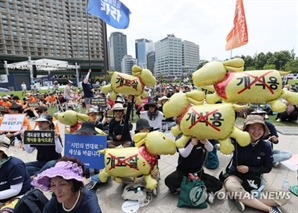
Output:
[275, 126, 298, 135]
[11, 121, 298, 213]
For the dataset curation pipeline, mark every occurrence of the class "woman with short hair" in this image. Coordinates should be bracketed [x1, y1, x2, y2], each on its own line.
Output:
[32, 156, 102, 213]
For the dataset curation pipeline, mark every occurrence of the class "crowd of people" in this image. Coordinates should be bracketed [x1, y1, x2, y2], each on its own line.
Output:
[0, 75, 296, 213]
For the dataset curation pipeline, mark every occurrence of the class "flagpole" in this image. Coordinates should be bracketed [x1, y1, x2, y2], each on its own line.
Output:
[230, 28, 235, 58]
[86, 12, 91, 69]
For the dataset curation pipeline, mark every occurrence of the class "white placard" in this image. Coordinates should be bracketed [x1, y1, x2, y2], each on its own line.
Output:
[121, 200, 139, 213]
[0, 114, 26, 132]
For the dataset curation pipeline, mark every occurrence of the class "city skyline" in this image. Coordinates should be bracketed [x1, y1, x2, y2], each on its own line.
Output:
[106, 0, 297, 61]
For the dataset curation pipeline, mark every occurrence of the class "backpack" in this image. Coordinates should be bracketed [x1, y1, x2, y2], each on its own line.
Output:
[205, 147, 219, 169]
[14, 189, 49, 213]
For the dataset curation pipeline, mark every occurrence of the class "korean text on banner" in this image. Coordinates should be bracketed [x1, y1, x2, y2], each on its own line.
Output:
[225, 0, 248, 51]
[65, 134, 107, 169]
[0, 114, 25, 132]
[88, 0, 131, 29]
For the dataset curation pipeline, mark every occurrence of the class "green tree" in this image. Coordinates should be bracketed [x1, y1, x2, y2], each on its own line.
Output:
[273, 50, 293, 70]
[263, 64, 276, 69]
[284, 58, 298, 73]
[196, 61, 209, 70]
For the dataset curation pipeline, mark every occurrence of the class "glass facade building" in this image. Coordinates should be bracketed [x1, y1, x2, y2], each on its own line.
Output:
[0, 0, 108, 74]
[109, 32, 127, 72]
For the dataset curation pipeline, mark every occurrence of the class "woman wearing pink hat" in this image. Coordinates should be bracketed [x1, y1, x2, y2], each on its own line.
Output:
[32, 156, 101, 213]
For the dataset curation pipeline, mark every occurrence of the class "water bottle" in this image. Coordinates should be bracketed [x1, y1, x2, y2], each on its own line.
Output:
[137, 187, 145, 207]
[282, 179, 289, 191]
[14, 137, 20, 148]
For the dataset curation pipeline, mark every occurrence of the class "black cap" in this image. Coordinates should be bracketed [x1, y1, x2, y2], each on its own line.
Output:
[76, 121, 98, 135]
[135, 119, 153, 133]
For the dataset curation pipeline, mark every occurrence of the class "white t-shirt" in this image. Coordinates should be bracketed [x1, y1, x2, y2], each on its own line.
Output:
[21, 83, 27, 90]
[140, 111, 164, 130]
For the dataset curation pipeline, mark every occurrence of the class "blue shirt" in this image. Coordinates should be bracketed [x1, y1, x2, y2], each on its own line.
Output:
[229, 139, 273, 179]
[0, 157, 32, 203]
[43, 188, 101, 213]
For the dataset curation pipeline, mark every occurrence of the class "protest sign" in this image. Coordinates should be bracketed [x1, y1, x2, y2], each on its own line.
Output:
[24, 130, 55, 145]
[64, 134, 107, 169]
[28, 102, 39, 108]
[90, 98, 107, 106]
[0, 114, 25, 132]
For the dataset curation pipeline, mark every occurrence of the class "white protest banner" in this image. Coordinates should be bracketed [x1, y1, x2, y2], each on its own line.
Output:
[0, 114, 26, 132]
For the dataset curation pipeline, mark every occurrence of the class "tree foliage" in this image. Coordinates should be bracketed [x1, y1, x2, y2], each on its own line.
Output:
[200, 50, 298, 73]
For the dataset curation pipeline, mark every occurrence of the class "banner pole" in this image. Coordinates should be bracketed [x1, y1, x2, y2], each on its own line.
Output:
[86, 12, 91, 69]
[230, 28, 235, 59]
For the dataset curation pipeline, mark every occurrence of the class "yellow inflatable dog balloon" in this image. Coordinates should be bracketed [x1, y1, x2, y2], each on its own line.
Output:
[55, 110, 106, 135]
[101, 65, 156, 104]
[98, 131, 176, 190]
[192, 58, 298, 112]
[163, 92, 250, 154]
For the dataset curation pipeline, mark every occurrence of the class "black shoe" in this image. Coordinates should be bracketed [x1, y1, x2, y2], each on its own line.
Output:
[85, 181, 100, 192]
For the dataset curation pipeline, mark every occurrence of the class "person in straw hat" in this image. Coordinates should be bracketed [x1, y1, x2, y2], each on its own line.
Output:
[0, 136, 32, 212]
[107, 95, 133, 148]
[250, 109, 292, 168]
[223, 115, 289, 213]
[32, 156, 102, 213]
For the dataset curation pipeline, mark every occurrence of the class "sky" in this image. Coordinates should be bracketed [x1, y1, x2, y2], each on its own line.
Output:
[106, 0, 298, 61]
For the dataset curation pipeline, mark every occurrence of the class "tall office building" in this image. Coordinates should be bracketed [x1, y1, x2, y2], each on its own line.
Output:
[182, 40, 200, 74]
[135, 38, 153, 69]
[109, 32, 127, 72]
[147, 51, 155, 74]
[0, 0, 108, 74]
[155, 34, 182, 79]
[121, 55, 137, 74]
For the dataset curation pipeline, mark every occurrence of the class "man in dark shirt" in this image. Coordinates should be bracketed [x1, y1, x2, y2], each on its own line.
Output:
[82, 69, 94, 113]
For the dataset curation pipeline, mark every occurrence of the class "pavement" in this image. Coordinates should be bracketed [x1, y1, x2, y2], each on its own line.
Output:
[275, 126, 298, 135]
[10, 120, 298, 213]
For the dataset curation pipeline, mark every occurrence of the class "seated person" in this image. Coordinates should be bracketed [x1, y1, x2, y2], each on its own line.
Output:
[33, 106, 60, 133]
[165, 136, 222, 203]
[108, 96, 133, 148]
[140, 102, 164, 131]
[31, 156, 102, 213]
[0, 136, 32, 213]
[224, 115, 290, 212]
[276, 102, 298, 123]
[77, 122, 108, 192]
[22, 114, 62, 177]
[0, 104, 32, 145]
[46, 92, 57, 107]
[251, 109, 292, 167]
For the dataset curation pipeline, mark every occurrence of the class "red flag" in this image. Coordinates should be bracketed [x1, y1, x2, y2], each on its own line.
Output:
[225, 0, 248, 51]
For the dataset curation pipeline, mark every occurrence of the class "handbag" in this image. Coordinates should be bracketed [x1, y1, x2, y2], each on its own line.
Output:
[218, 157, 233, 182]
[177, 175, 208, 208]
[242, 172, 262, 192]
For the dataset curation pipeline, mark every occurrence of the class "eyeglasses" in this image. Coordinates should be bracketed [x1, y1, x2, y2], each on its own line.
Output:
[114, 110, 123, 112]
